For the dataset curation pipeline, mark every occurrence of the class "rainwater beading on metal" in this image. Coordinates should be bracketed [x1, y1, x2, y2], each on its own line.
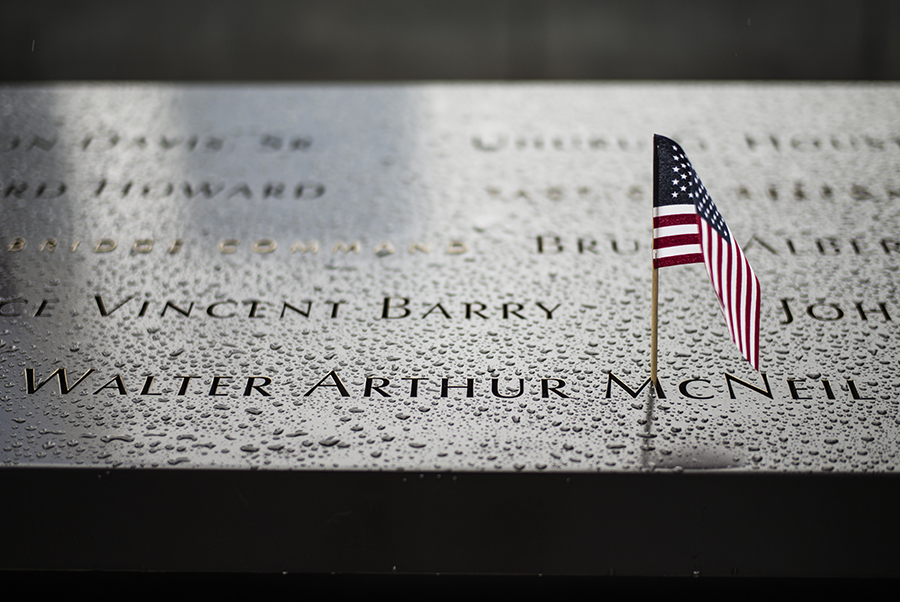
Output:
[1, 84, 898, 575]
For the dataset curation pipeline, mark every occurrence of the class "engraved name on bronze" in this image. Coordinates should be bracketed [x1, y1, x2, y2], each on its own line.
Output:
[0, 133, 313, 153]
[472, 134, 705, 153]
[743, 133, 900, 152]
[536, 235, 900, 256]
[23, 367, 879, 403]
[3, 238, 468, 256]
[0, 296, 563, 321]
[484, 182, 900, 203]
[0, 180, 326, 200]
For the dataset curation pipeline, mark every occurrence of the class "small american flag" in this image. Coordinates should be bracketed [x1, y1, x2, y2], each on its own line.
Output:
[653, 134, 761, 370]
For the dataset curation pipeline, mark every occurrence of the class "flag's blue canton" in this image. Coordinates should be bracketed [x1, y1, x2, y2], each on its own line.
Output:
[659, 142, 731, 245]
[654, 139, 694, 207]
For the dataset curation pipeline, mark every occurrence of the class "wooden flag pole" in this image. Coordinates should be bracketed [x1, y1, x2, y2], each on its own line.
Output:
[650, 134, 659, 389]
[651, 265, 658, 387]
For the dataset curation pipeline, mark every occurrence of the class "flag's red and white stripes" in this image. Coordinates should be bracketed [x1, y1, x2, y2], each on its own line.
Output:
[652, 204, 703, 268]
[699, 221, 762, 370]
[653, 134, 762, 371]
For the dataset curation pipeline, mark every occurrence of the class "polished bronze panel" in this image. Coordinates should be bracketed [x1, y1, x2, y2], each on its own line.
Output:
[1, 84, 898, 474]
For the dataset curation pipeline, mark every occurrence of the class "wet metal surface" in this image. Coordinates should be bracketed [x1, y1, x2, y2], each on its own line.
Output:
[1, 83, 899, 473]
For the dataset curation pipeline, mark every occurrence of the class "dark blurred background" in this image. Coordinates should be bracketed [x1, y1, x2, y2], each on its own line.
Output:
[2, 0, 898, 81]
